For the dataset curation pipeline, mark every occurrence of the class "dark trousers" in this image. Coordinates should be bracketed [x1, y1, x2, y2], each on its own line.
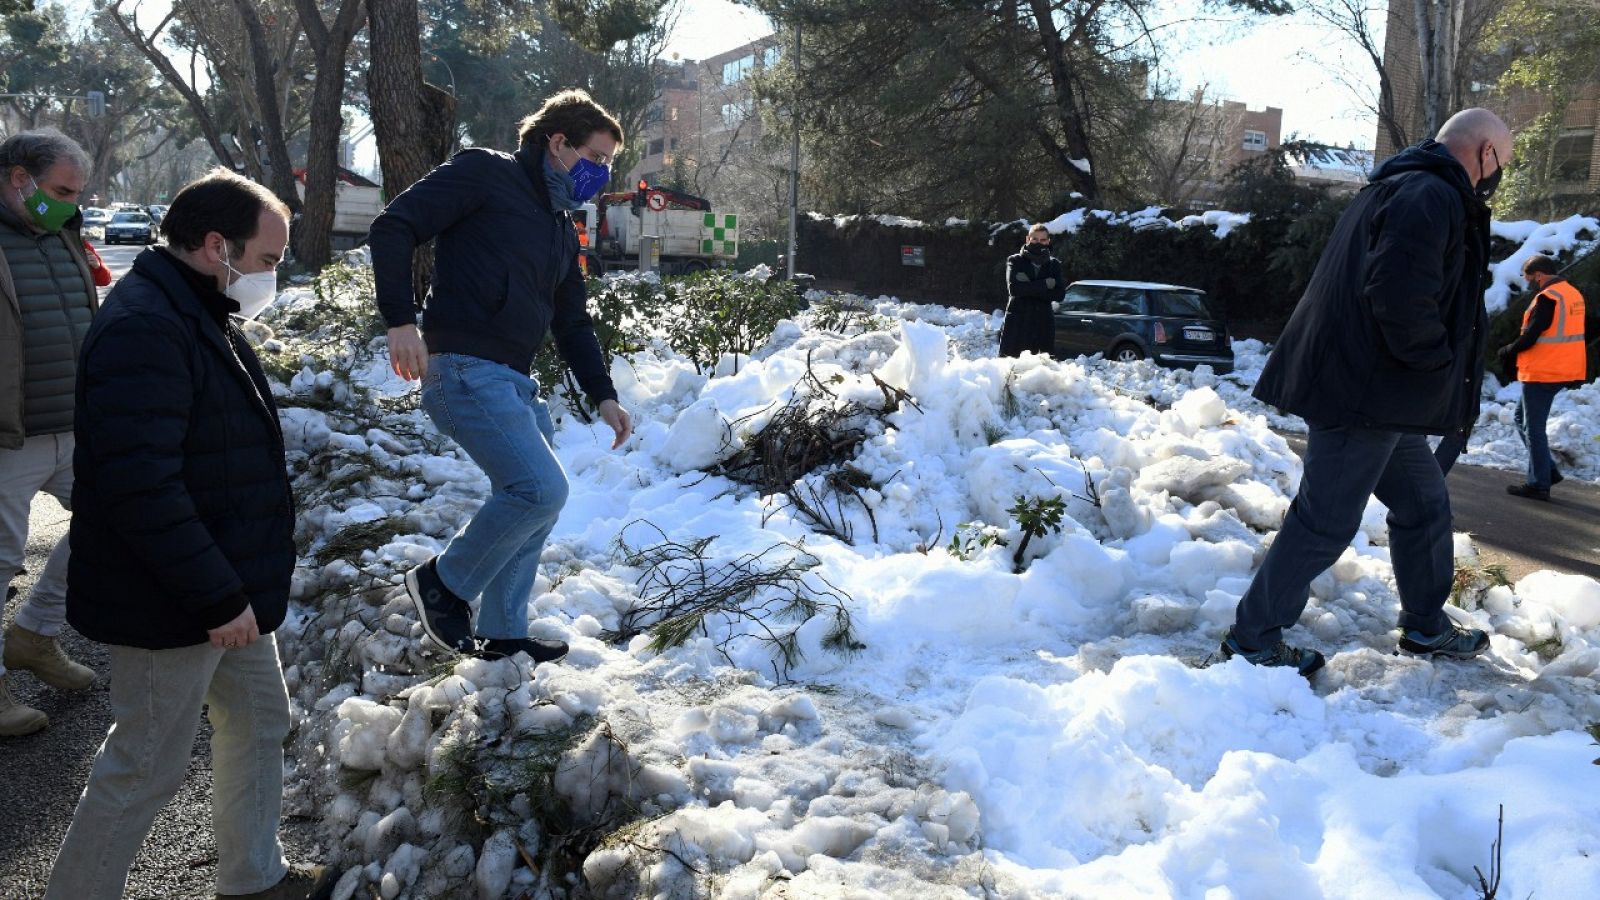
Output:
[1513, 381, 1563, 488]
[1232, 423, 1454, 649]
[999, 300, 1055, 357]
[1433, 430, 1466, 475]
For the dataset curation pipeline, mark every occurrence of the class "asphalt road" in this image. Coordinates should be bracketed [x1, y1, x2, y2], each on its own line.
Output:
[1279, 432, 1600, 583]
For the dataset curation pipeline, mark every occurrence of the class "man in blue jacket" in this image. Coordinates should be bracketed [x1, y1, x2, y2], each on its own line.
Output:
[369, 89, 632, 664]
[1221, 109, 1512, 676]
[49, 170, 331, 899]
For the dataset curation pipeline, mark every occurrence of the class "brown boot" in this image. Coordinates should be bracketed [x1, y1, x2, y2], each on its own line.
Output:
[218, 864, 336, 900]
[3, 622, 96, 691]
[0, 673, 48, 736]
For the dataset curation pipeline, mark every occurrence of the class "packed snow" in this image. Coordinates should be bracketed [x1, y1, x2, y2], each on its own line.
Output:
[255, 261, 1600, 900]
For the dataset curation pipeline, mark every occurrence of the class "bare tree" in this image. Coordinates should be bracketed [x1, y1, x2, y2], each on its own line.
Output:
[106, 0, 243, 171]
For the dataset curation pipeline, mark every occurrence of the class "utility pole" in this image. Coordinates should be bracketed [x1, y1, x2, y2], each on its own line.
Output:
[786, 24, 801, 280]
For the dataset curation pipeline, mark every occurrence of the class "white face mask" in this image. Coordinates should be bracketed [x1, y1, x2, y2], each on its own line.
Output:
[221, 244, 278, 319]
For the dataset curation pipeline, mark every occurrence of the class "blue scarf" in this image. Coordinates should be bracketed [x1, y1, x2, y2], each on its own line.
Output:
[543, 154, 579, 211]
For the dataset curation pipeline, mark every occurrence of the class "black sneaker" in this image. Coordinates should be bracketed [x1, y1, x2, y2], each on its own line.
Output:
[405, 558, 474, 652]
[1505, 483, 1550, 501]
[1219, 630, 1325, 678]
[1398, 624, 1490, 659]
[476, 636, 569, 664]
[1550, 468, 1564, 486]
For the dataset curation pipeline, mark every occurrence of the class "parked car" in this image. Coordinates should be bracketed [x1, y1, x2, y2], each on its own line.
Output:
[146, 204, 168, 224]
[80, 207, 111, 241]
[1053, 280, 1234, 374]
[104, 210, 155, 245]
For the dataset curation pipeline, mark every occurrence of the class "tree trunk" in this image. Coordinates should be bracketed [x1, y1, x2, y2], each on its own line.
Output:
[367, 0, 457, 300]
[233, 0, 302, 214]
[1412, 0, 1464, 138]
[292, 0, 366, 270]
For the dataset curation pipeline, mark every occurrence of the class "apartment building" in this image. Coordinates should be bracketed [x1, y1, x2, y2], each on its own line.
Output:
[1376, 0, 1600, 213]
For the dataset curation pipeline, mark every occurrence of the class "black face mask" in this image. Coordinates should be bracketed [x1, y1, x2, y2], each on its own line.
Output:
[1025, 243, 1049, 256]
[1476, 146, 1503, 200]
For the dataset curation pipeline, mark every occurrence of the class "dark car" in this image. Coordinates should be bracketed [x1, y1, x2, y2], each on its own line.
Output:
[1053, 280, 1234, 374]
[104, 210, 154, 245]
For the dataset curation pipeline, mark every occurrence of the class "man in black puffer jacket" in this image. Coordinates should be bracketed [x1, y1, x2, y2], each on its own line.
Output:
[1220, 109, 1512, 677]
[48, 170, 332, 900]
[999, 223, 1064, 357]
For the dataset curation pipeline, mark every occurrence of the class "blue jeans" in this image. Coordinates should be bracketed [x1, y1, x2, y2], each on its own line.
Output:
[1232, 423, 1453, 649]
[1513, 381, 1562, 489]
[420, 353, 569, 640]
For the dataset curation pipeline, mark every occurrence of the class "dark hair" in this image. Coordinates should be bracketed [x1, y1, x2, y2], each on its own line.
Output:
[517, 89, 624, 154]
[161, 167, 290, 253]
[1522, 254, 1559, 277]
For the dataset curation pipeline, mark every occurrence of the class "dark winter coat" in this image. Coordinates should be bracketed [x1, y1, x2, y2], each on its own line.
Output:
[67, 249, 295, 650]
[1000, 248, 1064, 357]
[367, 146, 617, 405]
[1253, 141, 1490, 434]
[0, 204, 97, 450]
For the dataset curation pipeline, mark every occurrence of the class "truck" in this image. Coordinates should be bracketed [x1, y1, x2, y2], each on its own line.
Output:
[293, 166, 385, 253]
[575, 181, 741, 276]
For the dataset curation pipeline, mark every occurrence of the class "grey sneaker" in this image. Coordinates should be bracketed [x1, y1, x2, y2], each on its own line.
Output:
[1398, 624, 1490, 659]
[1220, 630, 1325, 678]
[218, 864, 335, 899]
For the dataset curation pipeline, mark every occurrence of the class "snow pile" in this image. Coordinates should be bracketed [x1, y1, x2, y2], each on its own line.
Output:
[1483, 214, 1600, 314]
[264, 272, 1600, 899]
[1032, 205, 1250, 238]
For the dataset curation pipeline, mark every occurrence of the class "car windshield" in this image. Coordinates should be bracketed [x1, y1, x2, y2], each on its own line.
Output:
[1150, 290, 1218, 320]
[111, 212, 149, 223]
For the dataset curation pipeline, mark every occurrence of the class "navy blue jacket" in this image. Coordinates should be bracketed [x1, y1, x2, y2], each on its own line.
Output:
[367, 147, 617, 405]
[67, 250, 295, 649]
[1253, 141, 1490, 434]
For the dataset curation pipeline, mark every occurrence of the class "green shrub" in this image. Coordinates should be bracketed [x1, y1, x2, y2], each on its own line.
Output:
[532, 271, 805, 407]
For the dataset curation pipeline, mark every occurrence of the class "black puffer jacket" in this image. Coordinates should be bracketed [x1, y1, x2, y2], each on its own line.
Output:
[67, 249, 295, 649]
[1253, 141, 1490, 434]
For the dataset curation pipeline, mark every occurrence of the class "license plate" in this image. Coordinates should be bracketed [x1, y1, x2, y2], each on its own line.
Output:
[1183, 327, 1214, 341]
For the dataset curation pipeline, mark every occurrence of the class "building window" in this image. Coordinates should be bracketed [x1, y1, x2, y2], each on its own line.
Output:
[1243, 129, 1267, 151]
[723, 54, 754, 84]
[648, 138, 665, 156]
[722, 101, 752, 128]
[669, 138, 678, 150]
[669, 107, 679, 121]
[763, 45, 780, 68]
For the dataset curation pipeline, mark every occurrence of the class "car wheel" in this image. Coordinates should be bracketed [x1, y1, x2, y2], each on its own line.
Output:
[681, 259, 710, 274]
[1111, 343, 1145, 363]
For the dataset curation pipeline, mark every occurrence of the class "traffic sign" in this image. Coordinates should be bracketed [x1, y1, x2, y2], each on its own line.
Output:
[645, 190, 667, 212]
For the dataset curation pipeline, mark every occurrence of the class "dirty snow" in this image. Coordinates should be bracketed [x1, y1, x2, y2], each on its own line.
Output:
[260, 265, 1600, 900]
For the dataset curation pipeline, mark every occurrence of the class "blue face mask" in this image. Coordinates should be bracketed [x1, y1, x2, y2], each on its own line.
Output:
[545, 140, 610, 210]
[570, 157, 610, 203]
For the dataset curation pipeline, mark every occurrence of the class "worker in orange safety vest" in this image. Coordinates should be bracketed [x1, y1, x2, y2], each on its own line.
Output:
[1496, 253, 1586, 500]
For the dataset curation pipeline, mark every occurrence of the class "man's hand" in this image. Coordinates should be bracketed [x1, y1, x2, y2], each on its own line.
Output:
[597, 398, 633, 450]
[1045, 278, 1057, 288]
[387, 325, 429, 381]
[207, 604, 259, 650]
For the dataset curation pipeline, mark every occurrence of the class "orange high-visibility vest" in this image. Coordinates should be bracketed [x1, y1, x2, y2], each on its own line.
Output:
[1518, 279, 1587, 383]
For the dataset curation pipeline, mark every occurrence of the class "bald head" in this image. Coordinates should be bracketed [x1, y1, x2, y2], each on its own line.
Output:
[1436, 108, 1513, 188]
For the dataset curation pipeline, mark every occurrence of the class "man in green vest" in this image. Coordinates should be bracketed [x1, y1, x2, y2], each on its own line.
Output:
[0, 128, 99, 736]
